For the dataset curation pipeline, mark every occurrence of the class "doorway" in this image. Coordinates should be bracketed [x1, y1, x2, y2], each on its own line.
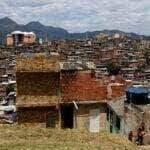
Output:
[89, 109, 100, 132]
[61, 104, 74, 128]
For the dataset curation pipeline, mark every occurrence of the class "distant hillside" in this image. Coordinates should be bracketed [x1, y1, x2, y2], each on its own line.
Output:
[0, 17, 19, 43]
[0, 17, 149, 43]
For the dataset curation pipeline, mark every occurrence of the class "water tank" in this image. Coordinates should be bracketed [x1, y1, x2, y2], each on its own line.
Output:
[126, 86, 150, 105]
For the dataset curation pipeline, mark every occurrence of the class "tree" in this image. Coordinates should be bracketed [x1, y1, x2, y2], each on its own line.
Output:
[106, 61, 121, 75]
[6, 84, 14, 95]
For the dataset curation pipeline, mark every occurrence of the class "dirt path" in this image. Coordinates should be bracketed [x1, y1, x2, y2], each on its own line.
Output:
[139, 145, 150, 150]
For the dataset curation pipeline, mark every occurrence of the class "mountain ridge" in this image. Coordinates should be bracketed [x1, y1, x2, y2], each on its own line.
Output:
[0, 17, 149, 43]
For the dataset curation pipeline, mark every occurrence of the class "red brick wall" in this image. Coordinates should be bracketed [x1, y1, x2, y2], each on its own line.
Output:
[61, 71, 107, 102]
[111, 85, 125, 98]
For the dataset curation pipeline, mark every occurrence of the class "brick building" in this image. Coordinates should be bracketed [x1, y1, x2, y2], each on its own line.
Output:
[6, 31, 36, 46]
[60, 69, 108, 132]
[16, 53, 60, 127]
[60, 63, 125, 132]
[16, 55, 126, 132]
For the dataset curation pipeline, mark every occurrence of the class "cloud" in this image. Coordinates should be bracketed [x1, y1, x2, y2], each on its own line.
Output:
[0, 0, 150, 34]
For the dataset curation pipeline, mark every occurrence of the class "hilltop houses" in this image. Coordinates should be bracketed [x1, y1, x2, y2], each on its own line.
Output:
[6, 31, 36, 46]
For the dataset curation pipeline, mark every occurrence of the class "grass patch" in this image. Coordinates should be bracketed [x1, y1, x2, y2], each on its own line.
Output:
[0, 124, 137, 150]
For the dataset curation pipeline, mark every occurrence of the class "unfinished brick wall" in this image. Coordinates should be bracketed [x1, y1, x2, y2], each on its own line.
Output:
[17, 106, 58, 124]
[16, 72, 60, 106]
[16, 54, 60, 72]
[61, 71, 107, 102]
[111, 85, 125, 98]
[16, 72, 59, 96]
[16, 53, 61, 124]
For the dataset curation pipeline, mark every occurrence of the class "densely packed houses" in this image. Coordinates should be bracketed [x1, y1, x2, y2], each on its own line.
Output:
[0, 33, 150, 140]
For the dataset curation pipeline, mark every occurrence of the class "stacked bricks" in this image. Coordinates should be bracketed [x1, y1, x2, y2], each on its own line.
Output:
[61, 70, 107, 102]
[16, 72, 59, 96]
[111, 84, 125, 98]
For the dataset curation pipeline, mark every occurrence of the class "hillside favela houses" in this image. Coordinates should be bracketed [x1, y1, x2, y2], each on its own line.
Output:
[6, 31, 36, 46]
[0, 27, 149, 145]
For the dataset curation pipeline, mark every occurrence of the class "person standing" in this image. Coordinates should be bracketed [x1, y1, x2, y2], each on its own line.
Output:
[128, 131, 134, 142]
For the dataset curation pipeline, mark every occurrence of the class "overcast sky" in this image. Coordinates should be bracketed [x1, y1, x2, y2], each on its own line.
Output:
[0, 0, 150, 34]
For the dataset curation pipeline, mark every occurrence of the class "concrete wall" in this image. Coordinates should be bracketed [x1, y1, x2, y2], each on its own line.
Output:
[124, 104, 150, 144]
[74, 103, 107, 131]
[124, 103, 150, 134]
